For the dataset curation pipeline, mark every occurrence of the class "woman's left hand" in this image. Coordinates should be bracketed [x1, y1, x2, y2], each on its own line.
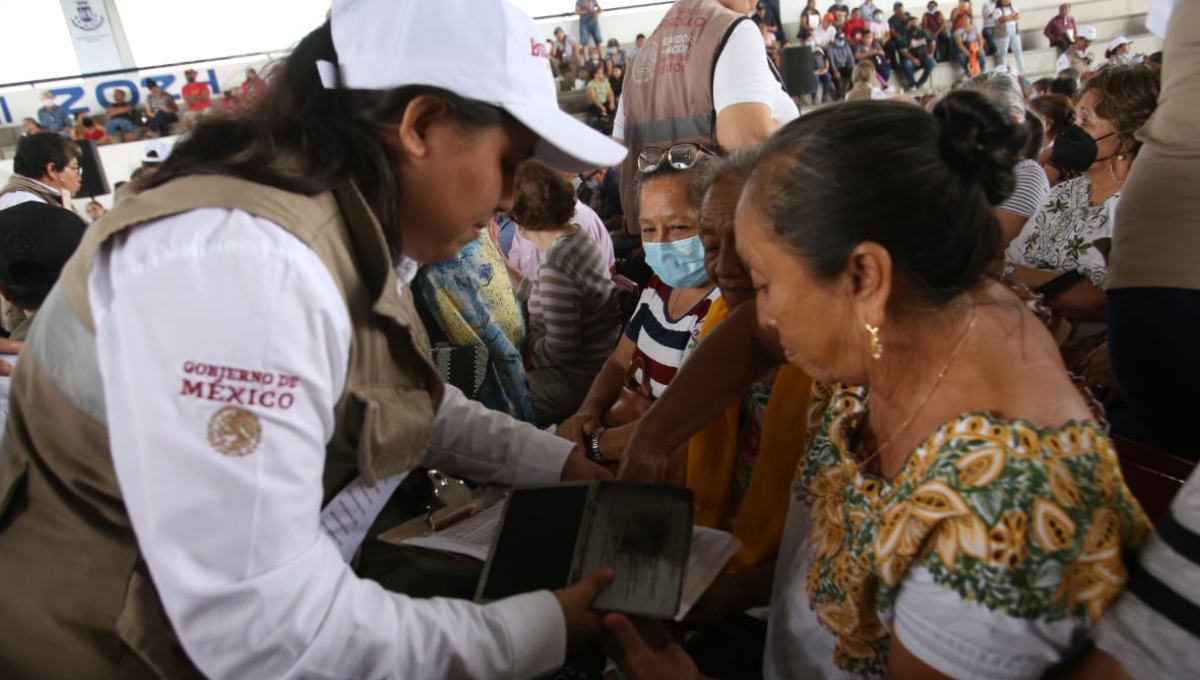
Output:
[560, 447, 613, 481]
[602, 613, 703, 680]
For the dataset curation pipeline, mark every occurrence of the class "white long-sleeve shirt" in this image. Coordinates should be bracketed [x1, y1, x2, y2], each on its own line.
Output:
[89, 207, 574, 680]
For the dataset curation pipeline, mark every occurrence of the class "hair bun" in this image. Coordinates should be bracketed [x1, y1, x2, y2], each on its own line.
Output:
[933, 90, 1028, 206]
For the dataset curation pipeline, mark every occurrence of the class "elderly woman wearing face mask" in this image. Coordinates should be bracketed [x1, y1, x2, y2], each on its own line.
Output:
[556, 144, 720, 467]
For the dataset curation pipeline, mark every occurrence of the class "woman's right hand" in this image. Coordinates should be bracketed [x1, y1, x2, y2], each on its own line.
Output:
[556, 411, 600, 450]
[553, 567, 616, 646]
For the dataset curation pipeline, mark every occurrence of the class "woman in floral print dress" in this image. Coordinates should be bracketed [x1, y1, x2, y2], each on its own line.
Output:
[605, 92, 1149, 680]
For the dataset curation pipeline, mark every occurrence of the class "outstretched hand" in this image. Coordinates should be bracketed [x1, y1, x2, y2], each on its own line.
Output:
[602, 613, 703, 680]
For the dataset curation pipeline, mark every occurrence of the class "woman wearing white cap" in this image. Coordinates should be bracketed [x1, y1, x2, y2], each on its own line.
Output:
[0, 1, 626, 678]
[1105, 36, 1135, 64]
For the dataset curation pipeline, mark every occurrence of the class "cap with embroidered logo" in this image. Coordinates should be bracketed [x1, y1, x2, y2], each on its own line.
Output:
[323, 0, 626, 173]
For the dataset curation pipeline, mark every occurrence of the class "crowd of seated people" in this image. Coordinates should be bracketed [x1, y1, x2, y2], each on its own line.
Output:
[15, 67, 268, 148]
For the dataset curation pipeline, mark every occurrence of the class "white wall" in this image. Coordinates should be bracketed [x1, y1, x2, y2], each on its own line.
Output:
[0, 0, 81, 84]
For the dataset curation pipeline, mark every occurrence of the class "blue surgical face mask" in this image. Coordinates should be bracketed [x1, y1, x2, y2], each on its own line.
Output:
[608, 47, 618, 55]
[643, 236, 710, 289]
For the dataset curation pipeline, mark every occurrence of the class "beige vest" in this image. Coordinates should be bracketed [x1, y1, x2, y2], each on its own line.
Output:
[1065, 48, 1095, 73]
[0, 175, 443, 678]
[618, 0, 747, 234]
[0, 174, 65, 208]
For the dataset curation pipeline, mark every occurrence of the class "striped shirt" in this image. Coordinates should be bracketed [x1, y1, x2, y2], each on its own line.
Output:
[999, 159, 1051, 219]
[524, 227, 622, 370]
[625, 276, 720, 398]
[1093, 470, 1200, 679]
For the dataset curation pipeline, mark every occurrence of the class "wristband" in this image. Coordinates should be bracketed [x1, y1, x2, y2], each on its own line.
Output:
[587, 426, 607, 464]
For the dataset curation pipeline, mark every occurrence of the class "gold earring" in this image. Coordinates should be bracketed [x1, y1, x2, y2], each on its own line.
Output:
[865, 324, 883, 360]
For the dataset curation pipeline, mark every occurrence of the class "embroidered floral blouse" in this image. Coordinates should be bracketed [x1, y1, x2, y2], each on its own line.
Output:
[1005, 176, 1120, 289]
[784, 383, 1150, 677]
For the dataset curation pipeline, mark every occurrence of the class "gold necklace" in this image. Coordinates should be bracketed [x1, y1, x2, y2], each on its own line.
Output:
[859, 303, 978, 470]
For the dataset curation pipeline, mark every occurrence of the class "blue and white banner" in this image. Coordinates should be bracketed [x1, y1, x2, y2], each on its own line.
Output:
[60, 0, 124, 73]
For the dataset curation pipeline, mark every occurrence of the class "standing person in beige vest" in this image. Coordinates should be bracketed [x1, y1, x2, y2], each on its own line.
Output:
[0, 132, 82, 211]
[612, 0, 799, 239]
[0, 132, 83, 335]
[0, 1, 626, 678]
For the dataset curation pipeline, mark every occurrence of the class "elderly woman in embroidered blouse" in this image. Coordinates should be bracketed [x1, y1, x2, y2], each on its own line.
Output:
[604, 92, 1149, 680]
[1005, 66, 1161, 336]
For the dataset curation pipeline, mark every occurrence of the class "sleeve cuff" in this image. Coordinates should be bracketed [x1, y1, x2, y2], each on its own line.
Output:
[487, 590, 567, 680]
[512, 427, 574, 484]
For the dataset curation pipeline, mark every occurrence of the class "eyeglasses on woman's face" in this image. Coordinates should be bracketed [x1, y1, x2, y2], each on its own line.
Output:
[637, 143, 715, 174]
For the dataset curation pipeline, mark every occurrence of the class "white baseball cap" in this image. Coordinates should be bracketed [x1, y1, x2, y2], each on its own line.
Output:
[141, 139, 171, 164]
[1108, 36, 1133, 52]
[1076, 25, 1098, 41]
[321, 0, 626, 173]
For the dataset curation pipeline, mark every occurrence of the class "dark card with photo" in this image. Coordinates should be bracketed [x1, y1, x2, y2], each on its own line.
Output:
[475, 482, 693, 620]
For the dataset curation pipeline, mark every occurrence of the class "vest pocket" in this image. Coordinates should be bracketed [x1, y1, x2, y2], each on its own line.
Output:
[0, 450, 29, 527]
[350, 385, 437, 483]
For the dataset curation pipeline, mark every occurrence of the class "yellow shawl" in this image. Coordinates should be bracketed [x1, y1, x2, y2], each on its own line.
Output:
[687, 296, 812, 573]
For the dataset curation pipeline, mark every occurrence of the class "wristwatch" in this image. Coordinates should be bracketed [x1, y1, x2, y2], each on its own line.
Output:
[587, 426, 607, 464]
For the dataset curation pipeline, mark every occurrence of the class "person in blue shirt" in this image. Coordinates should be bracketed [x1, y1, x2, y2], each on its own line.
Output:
[35, 93, 71, 135]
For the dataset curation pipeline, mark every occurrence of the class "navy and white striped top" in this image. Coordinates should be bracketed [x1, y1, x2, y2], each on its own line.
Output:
[624, 276, 720, 398]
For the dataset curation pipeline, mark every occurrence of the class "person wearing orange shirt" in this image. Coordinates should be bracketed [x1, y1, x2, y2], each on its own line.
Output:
[180, 68, 213, 129]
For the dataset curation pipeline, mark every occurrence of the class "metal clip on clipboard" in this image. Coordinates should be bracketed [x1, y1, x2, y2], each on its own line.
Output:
[426, 469, 477, 531]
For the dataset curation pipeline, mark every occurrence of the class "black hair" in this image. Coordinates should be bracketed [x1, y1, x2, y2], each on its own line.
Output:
[1049, 76, 1078, 97]
[748, 92, 1026, 305]
[13, 133, 81, 180]
[1032, 77, 1054, 93]
[1023, 110, 1045, 160]
[5, 263, 57, 310]
[1147, 51, 1163, 66]
[143, 78, 158, 89]
[144, 22, 512, 249]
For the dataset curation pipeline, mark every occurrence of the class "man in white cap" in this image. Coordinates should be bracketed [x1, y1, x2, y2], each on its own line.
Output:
[1057, 24, 1097, 72]
[0, 1, 627, 678]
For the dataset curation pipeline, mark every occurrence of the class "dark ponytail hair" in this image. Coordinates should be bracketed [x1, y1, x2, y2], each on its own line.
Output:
[144, 21, 512, 245]
[748, 91, 1027, 305]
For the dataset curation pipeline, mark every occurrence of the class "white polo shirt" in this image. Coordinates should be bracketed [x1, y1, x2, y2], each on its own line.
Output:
[89, 207, 575, 680]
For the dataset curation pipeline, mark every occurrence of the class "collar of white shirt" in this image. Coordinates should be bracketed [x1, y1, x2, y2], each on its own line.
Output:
[395, 256, 419, 285]
[31, 178, 61, 196]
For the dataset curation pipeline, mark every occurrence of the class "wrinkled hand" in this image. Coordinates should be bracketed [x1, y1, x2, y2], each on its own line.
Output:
[553, 567, 616, 646]
[485, 218, 502, 246]
[560, 447, 614, 482]
[556, 412, 600, 451]
[602, 614, 702, 680]
[616, 449, 668, 484]
[0, 337, 21, 357]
